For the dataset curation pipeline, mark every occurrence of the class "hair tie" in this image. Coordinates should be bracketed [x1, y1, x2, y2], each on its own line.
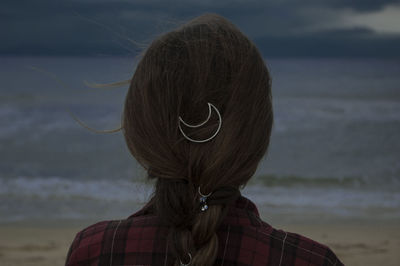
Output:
[197, 186, 240, 212]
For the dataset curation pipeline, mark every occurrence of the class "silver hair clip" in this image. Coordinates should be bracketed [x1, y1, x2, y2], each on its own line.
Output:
[180, 252, 192, 266]
[198, 187, 212, 211]
[178, 102, 222, 143]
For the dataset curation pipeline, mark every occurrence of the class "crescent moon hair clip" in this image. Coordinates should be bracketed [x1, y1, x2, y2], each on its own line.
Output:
[178, 102, 222, 143]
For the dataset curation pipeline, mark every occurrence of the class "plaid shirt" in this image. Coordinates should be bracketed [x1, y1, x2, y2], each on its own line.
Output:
[65, 196, 344, 266]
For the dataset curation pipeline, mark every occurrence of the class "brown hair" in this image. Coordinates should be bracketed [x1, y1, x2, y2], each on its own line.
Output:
[122, 13, 273, 265]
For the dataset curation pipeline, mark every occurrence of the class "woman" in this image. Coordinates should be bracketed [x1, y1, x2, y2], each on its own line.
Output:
[65, 13, 344, 266]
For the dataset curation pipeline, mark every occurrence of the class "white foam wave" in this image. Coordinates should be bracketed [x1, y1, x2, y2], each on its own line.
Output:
[0, 176, 153, 202]
[1, 177, 398, 209]
[0, 176, 399, 222]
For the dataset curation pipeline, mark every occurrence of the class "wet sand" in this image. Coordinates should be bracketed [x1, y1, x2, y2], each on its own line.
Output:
[0, 222, 399, 265]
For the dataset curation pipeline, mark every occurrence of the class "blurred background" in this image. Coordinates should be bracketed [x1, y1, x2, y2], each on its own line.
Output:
[1, 1, 400, 265]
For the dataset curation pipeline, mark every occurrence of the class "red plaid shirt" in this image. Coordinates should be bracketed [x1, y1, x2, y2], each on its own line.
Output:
[65, 196, 344, 266]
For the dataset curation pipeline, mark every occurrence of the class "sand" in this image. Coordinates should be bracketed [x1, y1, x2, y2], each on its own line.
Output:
[0, 224, 77, 266]
[281, 223, 400, 266]
[0, 222, 398, 266]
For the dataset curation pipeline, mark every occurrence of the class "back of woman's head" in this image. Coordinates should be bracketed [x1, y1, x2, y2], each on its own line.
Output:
[123, 13, 273, 265]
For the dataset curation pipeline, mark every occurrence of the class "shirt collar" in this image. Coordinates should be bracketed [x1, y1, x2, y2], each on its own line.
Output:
[231, 195, 260, 217]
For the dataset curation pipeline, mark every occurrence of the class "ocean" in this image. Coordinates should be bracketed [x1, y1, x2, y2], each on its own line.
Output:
[1, 56, 399, 224]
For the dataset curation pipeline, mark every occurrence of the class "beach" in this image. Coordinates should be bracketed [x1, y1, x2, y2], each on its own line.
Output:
[1, 56, 399, 265]
[282, 223, 400, 266]
[0, 220, 399, 266]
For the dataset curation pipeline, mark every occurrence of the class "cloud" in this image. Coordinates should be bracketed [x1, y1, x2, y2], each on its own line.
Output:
[318, 0, 399, 12]
[1, 0, 400, 56]
[341, 4, 400, 34]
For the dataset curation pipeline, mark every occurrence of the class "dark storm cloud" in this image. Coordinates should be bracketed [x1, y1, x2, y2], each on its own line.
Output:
[319, 0, 399, 11]
[2, 0, 400, 57]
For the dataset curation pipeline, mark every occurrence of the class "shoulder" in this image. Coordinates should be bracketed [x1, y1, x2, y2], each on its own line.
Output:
[254, 221, 344, 266]
[275, 228, 344, 266]
[65, 220, 113, 266]
[220, 197, 344, 265]
[220, 219, 344, 266]
[65, 214, 159, 266]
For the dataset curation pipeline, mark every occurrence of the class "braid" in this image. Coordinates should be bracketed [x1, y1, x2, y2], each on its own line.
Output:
[154, 178, 196, 265]
[154, 177, 233, 266]
[191, 205, 223, 265]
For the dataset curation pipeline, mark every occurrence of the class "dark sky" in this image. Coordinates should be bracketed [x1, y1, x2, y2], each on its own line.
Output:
[2, 0, 400, 57]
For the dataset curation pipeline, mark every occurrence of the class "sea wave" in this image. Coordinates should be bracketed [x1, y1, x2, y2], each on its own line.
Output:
[252, 174, 400, 189]
[0, 176, 399, 222]
[0, 176, 153, 202]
